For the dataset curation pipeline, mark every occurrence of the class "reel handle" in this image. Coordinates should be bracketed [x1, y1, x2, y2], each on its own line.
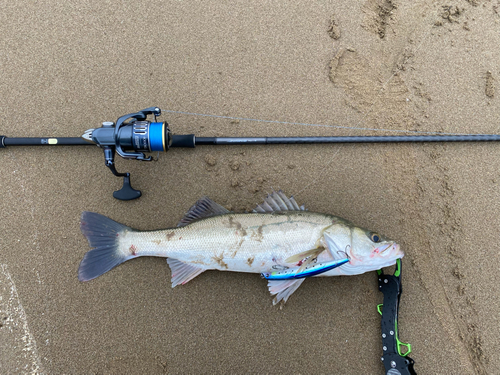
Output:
[113, 175, 141, 201]
[103, 147, 142, 200]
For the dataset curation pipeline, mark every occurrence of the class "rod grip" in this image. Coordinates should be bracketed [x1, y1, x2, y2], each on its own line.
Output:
[171, 134, 196, 148]
[0, 136, 5, 148]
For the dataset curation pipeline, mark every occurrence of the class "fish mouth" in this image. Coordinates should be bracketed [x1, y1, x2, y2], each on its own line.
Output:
[377, 242, 403, 257]
[392, 242, 404, 257]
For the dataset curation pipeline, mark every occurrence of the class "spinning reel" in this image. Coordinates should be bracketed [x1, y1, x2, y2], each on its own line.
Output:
[82, 107, 171, 200]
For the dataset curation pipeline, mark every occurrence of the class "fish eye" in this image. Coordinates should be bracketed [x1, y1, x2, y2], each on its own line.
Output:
[370, 232, 381, 242]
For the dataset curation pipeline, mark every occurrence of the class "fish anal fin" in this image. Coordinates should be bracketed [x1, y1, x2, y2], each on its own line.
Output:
[167, 258, 205, 287]
[267, 278, 305, 305]
[177, 197, 230, 227]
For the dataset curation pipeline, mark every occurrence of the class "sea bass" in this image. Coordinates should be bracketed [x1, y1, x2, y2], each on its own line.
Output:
[78, 191, 403, 304]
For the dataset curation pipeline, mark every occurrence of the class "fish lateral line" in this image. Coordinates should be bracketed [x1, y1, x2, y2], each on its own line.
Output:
[262, 258, 349, 280]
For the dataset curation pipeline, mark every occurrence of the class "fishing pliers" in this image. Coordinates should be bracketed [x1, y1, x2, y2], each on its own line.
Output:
[377, 259, 417, 375]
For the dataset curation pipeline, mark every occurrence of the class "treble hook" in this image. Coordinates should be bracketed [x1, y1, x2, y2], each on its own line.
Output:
[337, 245, 351, 261]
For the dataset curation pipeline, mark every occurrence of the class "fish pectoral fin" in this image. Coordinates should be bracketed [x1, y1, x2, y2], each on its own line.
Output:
[267, 278, 306, 305]
[285, 247, 326, 265]
[167, 258, 206, 287]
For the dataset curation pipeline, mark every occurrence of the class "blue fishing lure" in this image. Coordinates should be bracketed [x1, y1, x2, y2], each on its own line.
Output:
[262, 258, 350, 280]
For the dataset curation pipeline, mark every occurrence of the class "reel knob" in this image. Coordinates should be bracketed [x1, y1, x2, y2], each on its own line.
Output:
[113, 175, 141, 201]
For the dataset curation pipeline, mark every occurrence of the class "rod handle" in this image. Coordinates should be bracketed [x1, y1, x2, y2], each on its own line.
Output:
[171, 134, 196, 148]
[0, 136, 5, 148]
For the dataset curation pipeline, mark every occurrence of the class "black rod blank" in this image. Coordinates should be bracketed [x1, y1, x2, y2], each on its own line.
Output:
[3, 134, 500, 149]
[192, 134, 500, 146]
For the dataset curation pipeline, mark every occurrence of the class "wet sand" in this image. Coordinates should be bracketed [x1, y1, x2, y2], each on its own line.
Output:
[1, 1, 499, 374]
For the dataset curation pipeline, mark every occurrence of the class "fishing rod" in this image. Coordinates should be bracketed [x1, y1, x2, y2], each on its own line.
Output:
[2, 106, 499, 200]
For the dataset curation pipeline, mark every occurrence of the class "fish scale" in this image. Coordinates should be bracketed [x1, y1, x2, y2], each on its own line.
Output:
[120, 212, 335, 273]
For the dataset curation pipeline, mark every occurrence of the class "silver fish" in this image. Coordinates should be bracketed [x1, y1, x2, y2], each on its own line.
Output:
[78, 191, 404, 304]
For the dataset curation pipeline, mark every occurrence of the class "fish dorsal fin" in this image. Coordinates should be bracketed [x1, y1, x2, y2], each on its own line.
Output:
[252, 190, 305, 213]
[177, 197, 230, 227]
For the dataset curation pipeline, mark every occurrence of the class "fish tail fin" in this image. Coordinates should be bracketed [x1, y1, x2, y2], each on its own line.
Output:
[78, 211, 133, 282]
